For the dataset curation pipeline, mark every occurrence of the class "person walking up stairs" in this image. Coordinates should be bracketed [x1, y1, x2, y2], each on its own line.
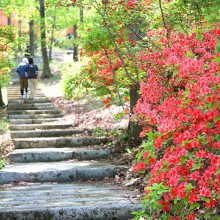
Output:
[16, 57, 29, 99]
[0, 78, 141, 219]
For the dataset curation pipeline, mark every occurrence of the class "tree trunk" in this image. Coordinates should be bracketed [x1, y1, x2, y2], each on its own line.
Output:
[49, 15, 56, 61]
[73, 24, 78, 61]
[80, 8, 83, 22]
[18, 19, 22, 52]
[7, 13, 11, 25]
[127, 82, 142, 140]
[39, 0, 53, 78]
[126, 21, 143, 140]
[29, 19, 35, 57]
[0, 88, 5, 107]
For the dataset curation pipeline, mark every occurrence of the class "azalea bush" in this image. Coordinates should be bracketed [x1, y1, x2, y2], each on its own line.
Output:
[0, 25, 15, 87]
[59, 1, 220, 217]
[132, 27, 220, 219]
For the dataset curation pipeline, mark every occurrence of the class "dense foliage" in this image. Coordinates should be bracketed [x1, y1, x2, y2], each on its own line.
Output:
[133, 28, 220, 219]
[71, 0, 220, 219]
[0, 0, 219, 218]
[0, 25, 15, 87]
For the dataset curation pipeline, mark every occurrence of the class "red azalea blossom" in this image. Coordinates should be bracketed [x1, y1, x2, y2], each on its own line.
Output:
[199, 187, 212, 198]
[142, 151, 149, 159]
[133, 27, 220, 218]
[158, 200, 171, 212]
[205, 199, 215, 208]
[185, 214, 196, 220]
[188, 193, 200, 204]
[132, 162, 146, 172]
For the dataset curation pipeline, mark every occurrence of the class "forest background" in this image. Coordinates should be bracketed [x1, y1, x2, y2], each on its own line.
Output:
[0, 0, 220, 219]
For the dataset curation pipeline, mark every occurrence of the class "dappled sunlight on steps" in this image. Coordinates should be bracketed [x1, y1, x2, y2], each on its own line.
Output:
[0, 84, 141, 219]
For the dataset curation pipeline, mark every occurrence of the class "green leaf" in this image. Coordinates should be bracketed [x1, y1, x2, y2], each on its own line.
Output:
[204, 211, 211, 219]
[145, 187, 152, 191]
[186, 51, 194, 58]
[214, 116, 220, 123]
[200, 196, 210, 202]
[212, 56, 220, 63]
[191, 163, 202, 171]
[174, 197, 178, 204]
[173, 70, 179, 76]
[216, 167, 220, 175]
[186, 183, 194, 191]
[183, 198, 188, 206]
[190, 202, 200, 210]
[196, 31, 203, 41]
[216, 39, 220, 53]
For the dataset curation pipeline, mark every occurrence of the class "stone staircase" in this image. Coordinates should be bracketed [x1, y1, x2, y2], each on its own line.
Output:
[0, 85, 141, 220]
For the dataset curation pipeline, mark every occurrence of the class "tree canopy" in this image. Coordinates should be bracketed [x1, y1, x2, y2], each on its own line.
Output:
[0, 0, 219, 218]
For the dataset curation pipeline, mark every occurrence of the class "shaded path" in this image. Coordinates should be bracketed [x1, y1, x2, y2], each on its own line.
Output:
[0, 73, 141, 219]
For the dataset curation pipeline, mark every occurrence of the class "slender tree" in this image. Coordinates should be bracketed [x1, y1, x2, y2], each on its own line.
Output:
[39, 0, 52, 78]
[7, 12, 11, 25]
[48, 15, 56, 61]
[18, 17, 22, 52]
[73, 24, 78, 61]
[29, 19, 35, 57]
[0, 90, 4, 107]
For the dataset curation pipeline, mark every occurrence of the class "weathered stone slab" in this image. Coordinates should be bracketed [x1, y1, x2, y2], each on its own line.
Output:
[3, 84, 142, 220]
[8, 103, 54, 108]
[13, 136, 107, 149]
[7, 94, 45, 98]
[8, 98, 50, 104]
[8, 109, 62, 115]
[10, 128, 86, 138]
[7, 105, 55, 110]
[0, 183, 141, 220]
[10, 123, 73, 131]
[9, 147, 112, 162]
[8, 114, 63, 119]
[0, 161, 120, 184]
[8, 118, 60, 124]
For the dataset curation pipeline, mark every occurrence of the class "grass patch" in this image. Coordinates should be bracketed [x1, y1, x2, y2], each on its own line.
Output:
[0, 109, 11, 170]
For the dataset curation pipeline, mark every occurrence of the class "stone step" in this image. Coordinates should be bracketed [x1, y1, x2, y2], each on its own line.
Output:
[7, 95, 46, 99]
[7, 89, 43, 93]
[7, 105, 55, 110]
[13, 136, 107, 149]
[8, 103, 54, 108]
[0, 183, 141, 220]
[10, 128, 88, 138]
[9, 147, 112, 162]
[7, 95, 46, 100]
[9, 118, 60, 124]
[7, 93, 45, 96]
[7, 88, 42, 91]
[0, 160, 122, 184]
[7, 109, 62, 115]
[7, 92, 44, 95]
[10, 123, 73, 131]
[8, 98, 50, 104]
[7, 87, 42, 91]
[8, 114, 63, 120]
[7, 93, 45, 97]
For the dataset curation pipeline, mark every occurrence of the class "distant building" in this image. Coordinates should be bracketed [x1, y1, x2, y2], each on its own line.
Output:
[0, 10, 18, 26]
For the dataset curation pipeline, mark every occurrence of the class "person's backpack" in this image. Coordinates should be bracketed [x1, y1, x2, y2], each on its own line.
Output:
[27, 64, 37, 78]
[17, 65, 26, 78]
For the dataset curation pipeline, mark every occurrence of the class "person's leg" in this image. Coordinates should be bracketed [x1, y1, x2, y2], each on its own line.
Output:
[28, 79, 34, 99]
[19, 78, 24, 98]
[32, 79, 38, 99]
[24, 79, 28, 98]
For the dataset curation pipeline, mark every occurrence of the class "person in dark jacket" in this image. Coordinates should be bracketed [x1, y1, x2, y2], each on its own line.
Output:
[16, 57, 29, 98]
[24, 45, 31, 58]
[25, 57, 39, 99]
